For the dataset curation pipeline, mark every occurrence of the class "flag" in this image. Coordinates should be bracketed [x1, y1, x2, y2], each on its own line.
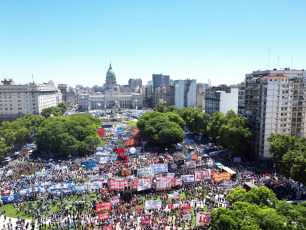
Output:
[2, 193, 18, 202]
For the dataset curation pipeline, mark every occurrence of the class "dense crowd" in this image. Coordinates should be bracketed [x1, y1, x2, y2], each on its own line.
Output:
[0, 126, 305, 230]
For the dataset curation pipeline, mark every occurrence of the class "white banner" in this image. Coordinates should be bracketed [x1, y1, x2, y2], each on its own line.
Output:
[137, 178, 151, 191]
[181, 175, 195, 183]
[195, 170, 211, 181]
[196, 212, 211, 225]
[150, 164, 168, 174]
[183, 214, 192, 220]
[145, 200, 162, 209]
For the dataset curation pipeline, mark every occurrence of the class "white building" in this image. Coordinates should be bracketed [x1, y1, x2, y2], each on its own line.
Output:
[174, 79, 196, 109]
[78, 64, 143, 110]
[0, 79, 62, 122]
[205, 86, 238, 115]
[244, 68, 306, 158]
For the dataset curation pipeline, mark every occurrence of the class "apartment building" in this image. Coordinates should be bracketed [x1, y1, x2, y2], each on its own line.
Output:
[244, 69, 306, 158]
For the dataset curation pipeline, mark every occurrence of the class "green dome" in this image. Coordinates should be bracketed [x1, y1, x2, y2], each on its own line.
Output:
[106, 64, 116, 79]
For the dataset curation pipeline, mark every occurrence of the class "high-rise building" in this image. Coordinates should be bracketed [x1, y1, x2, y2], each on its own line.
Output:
[205, 86, 238, 116]
[174, 79, 196, 109]
[152, 74, 170, 92]
[0, 79, 62, 122]
[128, 78, 142, 93]
[196, 83, 207, 108]
[244, 68, 306, 158]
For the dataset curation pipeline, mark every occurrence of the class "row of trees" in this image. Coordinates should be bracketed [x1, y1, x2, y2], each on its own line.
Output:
[268, 134, 306, 184]
[0, 114, 46, 158]
[41, 102, 67, 118]
[153, 103, 251, 155]
[210, 186, 306, 229]
[0, 112, 102, 159]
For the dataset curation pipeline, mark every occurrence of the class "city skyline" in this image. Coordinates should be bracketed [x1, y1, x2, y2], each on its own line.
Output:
[1, 0, 306, 87]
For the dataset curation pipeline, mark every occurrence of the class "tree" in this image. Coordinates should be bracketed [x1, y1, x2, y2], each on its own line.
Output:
[179, 107, 209, 134]
[137, 112, 185, 147]
[210, 187, 306, 230]
[217, 111, 252, 155]
[35, 114, 102, 157]
[268, 134, 306, 184]
[41, 103, 67, 118]
[207, 111, 227, 142]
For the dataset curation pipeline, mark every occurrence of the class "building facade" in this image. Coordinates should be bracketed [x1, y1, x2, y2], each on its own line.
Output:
[152, 74, 170, 92]
[174, 79, 196, 109]
[0, 79, 62, 122]
[78, 64, 143, 110]
[244, 69, 306, 158]
[205, 86, 238, 116]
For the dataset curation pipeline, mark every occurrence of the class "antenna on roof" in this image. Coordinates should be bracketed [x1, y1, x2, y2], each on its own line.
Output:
[32, 73, 34, 83]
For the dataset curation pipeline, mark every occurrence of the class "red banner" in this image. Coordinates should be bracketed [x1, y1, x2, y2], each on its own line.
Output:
[97, 128, 105, 138]
[98, 213, 110, 220]
[182, 206, 191, 210]
[102, 224, 113, 230]
[109, 180, 128, 190]
[136, 205, 143, 212]
[195, 170, 211, 181]
[121, 168, 132, 176]
[96, 202, 111, 212]
[116, 148, 125, 154]
[213, 172, 231, 182]
[132, 178, 152, 190]
[126, 139, 139, 146]
[141, 219, 150, 226]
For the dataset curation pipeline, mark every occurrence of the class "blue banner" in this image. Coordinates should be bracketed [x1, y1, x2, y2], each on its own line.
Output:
[81, 161, 95, 169]
[2, 193, 18, 202]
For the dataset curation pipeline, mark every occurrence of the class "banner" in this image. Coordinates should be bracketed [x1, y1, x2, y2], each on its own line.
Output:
[97, 128, 105, 138]
[175, 178, 183, 186]
[137, 178, 152, 191]
[137, 168, 152, 177]
[213, 172, 231, 182]
[88, 181, 102, 190]
[98, 213, 110, 220]
[116, 148, 125, 154]
[150, 164, 168, 174]
[182, 206, 191, 210]
[145, 200, 162, 209]
[185, 161, 196, 168]
[109, 180, 128, 190]
[183, 214, 192, 220]
[126, 139, 139, 146]
[196, 212, 212, 225]
[156, 176, 173, 191]
[96, 202, 111, 212]
[181, 175, 195, 183]
[141, 219, 150, 226]
[111, 195, 120, 204]
[2, 193, 18, 202]
[72, 184, 87, 192]
[102, 224, 113, 230]
[195, 170, 211, 181]
[121, 169, 132, 176]
[81, 161, 95, 169]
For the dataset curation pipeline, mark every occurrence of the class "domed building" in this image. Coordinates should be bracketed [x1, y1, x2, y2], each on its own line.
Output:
[78, 63, 143, 110]
[105, 63, 117, 86]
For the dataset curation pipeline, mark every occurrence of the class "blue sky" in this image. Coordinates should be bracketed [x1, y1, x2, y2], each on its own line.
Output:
[0, 0, 305, 87]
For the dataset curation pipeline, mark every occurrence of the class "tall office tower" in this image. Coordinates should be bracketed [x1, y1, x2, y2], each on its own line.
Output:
[174, 79, 196, 109]
[152, 74, 170, 92]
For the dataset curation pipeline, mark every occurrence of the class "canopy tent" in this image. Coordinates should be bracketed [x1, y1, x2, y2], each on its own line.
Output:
[222, 166, 236, 175]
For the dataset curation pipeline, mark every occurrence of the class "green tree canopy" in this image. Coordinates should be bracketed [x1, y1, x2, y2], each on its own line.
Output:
[35, 113, 102, 157]
[210, 187, 306, 230]
[268, 134, 306, 184]
[41, 102, 68, 118]
[137, 111, 185, 147]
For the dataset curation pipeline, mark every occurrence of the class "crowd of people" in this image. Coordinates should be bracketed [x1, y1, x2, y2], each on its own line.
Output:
[0, 124, 305, 230]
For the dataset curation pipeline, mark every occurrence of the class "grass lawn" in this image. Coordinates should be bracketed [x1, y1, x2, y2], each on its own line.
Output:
[126, 121, 137, 128]
[1, 194, 99, 219]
